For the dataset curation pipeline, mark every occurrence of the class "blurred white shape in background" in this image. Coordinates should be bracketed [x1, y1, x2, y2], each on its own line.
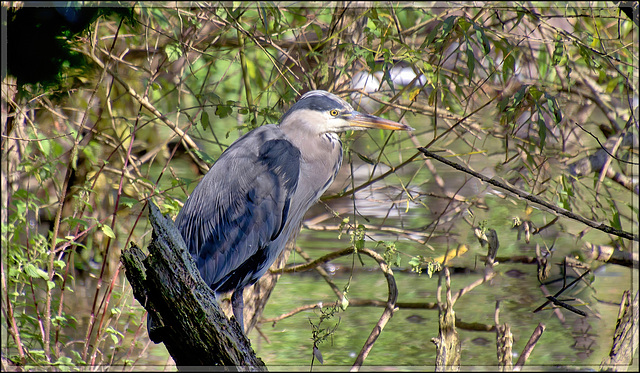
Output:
[350, 61, 431, 113]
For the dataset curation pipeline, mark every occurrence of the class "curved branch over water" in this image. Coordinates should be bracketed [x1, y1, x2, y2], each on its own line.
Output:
[281, 247, 398, 370]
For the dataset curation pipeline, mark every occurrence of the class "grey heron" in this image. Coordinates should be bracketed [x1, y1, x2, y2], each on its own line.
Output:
[150, 90, 412, 336]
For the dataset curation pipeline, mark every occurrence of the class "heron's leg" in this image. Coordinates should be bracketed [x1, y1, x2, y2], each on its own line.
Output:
[231, 289, 245, 333]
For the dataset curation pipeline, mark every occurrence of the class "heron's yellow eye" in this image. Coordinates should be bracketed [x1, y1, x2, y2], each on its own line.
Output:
[329, 109, 339, 117]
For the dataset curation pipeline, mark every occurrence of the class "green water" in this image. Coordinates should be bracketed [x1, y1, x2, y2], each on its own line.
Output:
[245, 254, 632, 370]
[135, 187, 635, 370]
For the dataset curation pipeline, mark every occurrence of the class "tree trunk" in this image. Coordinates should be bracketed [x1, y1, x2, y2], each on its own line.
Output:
[120, 202, 266, 369]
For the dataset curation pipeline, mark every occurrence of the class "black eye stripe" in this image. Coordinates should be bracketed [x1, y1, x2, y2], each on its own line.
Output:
[279, 90, 354, 123]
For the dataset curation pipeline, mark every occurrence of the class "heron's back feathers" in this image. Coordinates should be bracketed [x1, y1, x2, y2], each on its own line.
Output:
[175, 124, 301, 293]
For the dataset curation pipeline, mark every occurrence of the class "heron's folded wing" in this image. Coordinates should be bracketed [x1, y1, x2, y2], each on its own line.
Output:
[174, 125, 301, 291]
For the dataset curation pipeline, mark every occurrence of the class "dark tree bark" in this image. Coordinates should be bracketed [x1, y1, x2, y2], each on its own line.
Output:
[120, 202, 266, 370]
[600, 290, 639, 370]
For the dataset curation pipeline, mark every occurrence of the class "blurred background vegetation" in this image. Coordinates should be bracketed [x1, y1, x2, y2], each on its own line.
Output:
[2, 1, 637, 370]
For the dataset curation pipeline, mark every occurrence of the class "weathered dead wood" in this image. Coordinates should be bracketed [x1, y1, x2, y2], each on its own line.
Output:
[432, 267, 461, 372]
[120, 201, 265, 370]
[495, 301, 513, 372]
[600, 290, 639, 371]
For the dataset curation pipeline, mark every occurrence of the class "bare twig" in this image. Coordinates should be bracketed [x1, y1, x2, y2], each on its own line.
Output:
[451, 270, 497, 306]
[513, 323, 545, 371]
[261, 299, 438, 326]
[83, 48, 209, 175]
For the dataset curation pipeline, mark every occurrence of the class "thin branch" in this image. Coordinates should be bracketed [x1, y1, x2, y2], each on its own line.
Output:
[513, 323, 545, 371]
[261, 299, 438, 326]
[451, 270, 497, 306]
[83, 48, 209, 175]
[418, 148, 638, 242]
[573, 120, 637, 166]
[350, 248, 398, 372]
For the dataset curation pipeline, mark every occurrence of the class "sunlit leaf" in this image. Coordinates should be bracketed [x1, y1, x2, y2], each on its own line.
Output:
[25, 264, 48, 280]
[165, 43, 182, 62]
[101, 225, 116, 239]
[341, 294, 349, 311]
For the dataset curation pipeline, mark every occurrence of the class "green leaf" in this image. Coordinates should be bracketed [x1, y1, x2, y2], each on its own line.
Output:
[201, 111, 210, 131]
[70, 146, 78, 171]
[513, 85, 528, 105]
[552, 37, 565, 66]
[215, 104, 232, 119]
[119, 196, 138, 208]
[192, 149, 216, 164]
[63, 217, 88, 230]
[356, 152, 376, 165]
[458, 17, 471, 32]
[341, 294, 349, 311]
[408, 256, 423, 275]
[426, 261, 442, 278]
[82, 143, 98, 164]
[466, 45, 475, 77]
[443, 15, 457, 33]
[497, 96, 510, 113]
[52, 356, 73, 366]
[544, 95, 560, 124]
[165, 43, 182, 62]
[370, 7, 378, 20]
[503, 53, 515, 83]
[101, 225, 116, 239]
[25, 264, 49, 280]
[311, 23, 324, 40]
[69, 350, 85, 364]
[474, 25, 491, 54]
[528, 86, 543, 100]
[537, 116, 546, 150]
[609, 201, 622, 230]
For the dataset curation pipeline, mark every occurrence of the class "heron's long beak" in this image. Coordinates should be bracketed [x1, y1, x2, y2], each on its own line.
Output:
[344, 111, 414, 131]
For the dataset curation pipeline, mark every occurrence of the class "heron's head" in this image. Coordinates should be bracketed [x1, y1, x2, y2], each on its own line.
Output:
[278, 90, 413, 135]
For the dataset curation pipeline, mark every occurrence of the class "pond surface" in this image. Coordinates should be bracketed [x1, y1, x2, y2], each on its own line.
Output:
[126, 131, 636, 370]
[135, 187, 634, 370]
[244, 218, 633, 370]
